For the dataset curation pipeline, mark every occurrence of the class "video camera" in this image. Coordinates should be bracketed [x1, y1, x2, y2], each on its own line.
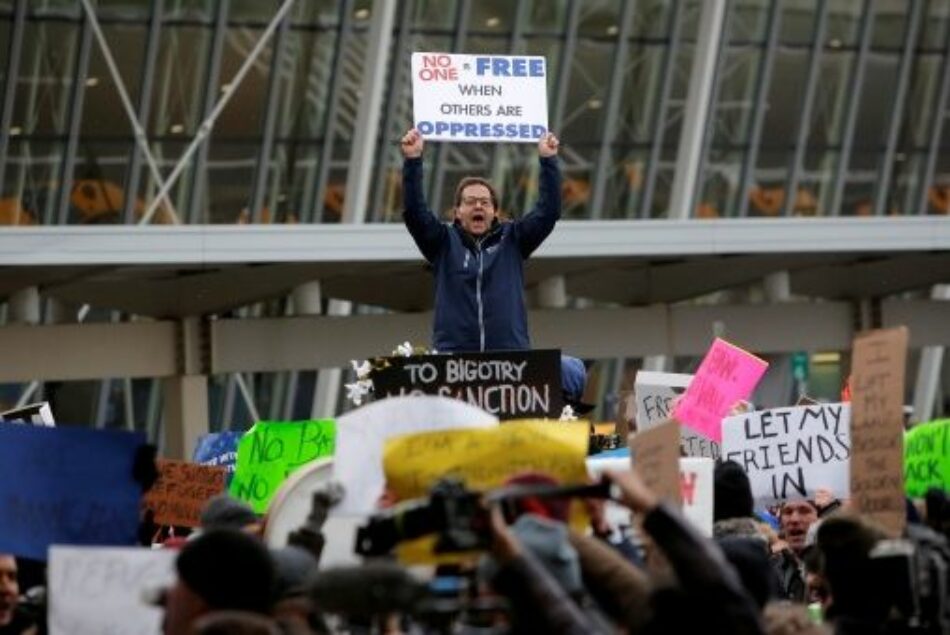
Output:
[354, 477, 615, 557]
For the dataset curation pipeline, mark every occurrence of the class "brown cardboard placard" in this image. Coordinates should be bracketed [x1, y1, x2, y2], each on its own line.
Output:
[629, 419, 682, 506]
[849, 326, 908, 537]
[143, 459, 227, 527]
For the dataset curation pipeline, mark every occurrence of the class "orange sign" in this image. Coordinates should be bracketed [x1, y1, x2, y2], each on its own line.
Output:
[143, 460, 226, 527]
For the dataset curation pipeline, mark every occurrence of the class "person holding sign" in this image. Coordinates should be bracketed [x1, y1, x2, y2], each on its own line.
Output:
[401, 127, 561, 353]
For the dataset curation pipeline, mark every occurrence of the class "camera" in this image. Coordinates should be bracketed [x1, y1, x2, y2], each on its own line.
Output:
[354, 477, 614, 558]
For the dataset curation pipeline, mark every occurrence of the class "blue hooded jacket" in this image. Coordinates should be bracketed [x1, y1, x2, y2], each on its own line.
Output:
[402, 155, 561, 353]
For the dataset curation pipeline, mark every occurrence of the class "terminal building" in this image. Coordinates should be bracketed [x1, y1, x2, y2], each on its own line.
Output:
[0, 0, 947, 457]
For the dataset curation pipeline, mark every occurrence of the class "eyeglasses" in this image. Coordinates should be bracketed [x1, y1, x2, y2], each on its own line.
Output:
[460, 196, 493, 208]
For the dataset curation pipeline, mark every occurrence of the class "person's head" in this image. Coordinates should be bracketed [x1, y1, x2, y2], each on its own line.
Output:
[713, 460, 754, 522]
[200, 494, 261, 533]
[814, 516, 886, 620]
[716, 537, 779, 609]
[453, 177, 499, 237]
[163, 530, 276, 635]
[780, 499, 819, 554]
[0, 555, 18, 626]
[560, 356, 595, 415]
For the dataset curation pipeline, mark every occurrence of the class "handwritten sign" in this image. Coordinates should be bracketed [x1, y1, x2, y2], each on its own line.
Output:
[629, 420, 681, 506]
[0, 425, 144, 560]
[193, 431, 242, 482]
[411, 52, 548, 143]
[49, 546, 175, 635]
[383, 421, 589, 500]
[673, 339, 769, 443]
[142, 460, 226, 527]
[722, 404, 851, 504]
[229, 420, 335, 514]
[850, 327, 908, 537]
[635, 371, 721, 459]
[370, 350, 562, 420]
[904, 419, 949, 497]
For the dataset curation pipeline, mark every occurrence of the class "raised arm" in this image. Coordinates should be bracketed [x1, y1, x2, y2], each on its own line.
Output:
[401, 128, 446, 262]
[514, 131, 562, 258]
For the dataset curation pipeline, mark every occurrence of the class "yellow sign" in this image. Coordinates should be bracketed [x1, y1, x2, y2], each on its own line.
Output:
[382, 421, 590, 563]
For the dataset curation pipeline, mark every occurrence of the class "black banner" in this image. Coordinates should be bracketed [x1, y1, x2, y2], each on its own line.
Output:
[370, 349, 563, 420]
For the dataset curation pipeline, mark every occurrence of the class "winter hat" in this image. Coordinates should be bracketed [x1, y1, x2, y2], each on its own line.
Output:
[561, 356, 595, 415]
[176, 529, 276, 614]
[200, 493, 259, 531]
[714, 460, 754, 521]
[271, 545, 318, 599]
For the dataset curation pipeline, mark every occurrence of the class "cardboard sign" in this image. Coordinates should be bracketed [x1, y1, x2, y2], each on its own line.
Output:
[48, 546, 175, 635]
[850, 327, 908, 537]
[383, 421, 589, 500]
[635, 371, 721, 459]
[229, 420, 336, 514]
[629, 420, 681, 506]
[904, 419, 949, 497]
[411, 52, 548, 143]
[333, 395, 497, 515]
[0, 401, 55, 426]
[586, 454, 714, 537]
[142, 460, 226, 527]
[0, 425, 144, 560]
[673, 339, 769, 443]
[722, 404, 851, 504]
[193, 431, 243, 480]
[370, 349, 563, 420]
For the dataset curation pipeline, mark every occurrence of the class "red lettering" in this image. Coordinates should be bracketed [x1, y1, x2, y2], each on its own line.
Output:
[418, 67, 459, 81]
[680, 471, 697, 505]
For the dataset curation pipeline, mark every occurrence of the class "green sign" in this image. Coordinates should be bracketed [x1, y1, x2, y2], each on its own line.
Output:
[904, 419, 950, 497]
[229, 419, 336, 513]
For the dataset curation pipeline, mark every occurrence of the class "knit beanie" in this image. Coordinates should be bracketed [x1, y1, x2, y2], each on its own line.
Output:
[714, 460, 754, 521]
[176, 529, 276, 614]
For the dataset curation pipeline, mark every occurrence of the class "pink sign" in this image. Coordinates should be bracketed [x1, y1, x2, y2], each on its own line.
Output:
[673, 339, 768, 443]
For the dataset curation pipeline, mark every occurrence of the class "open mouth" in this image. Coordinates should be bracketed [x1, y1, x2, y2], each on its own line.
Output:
[786, 527, 806, 543]
[471, 213, 485, 223]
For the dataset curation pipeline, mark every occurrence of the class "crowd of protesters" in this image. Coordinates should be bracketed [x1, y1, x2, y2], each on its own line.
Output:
[0, 447, 947, 635]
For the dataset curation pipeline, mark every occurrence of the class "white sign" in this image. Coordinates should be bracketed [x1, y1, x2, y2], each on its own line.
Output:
[332, 395, 497, 515]
[722, 403, 851, 504]
[0, 401, 55, 426]
[586, 455, 714, 537]
[411, 52, 548, 143]
[634, 371, 720, 459]
[48, 546, 176, 635]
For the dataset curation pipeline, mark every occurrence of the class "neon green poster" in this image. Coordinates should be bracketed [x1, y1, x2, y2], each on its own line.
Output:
[229, 419, 336, 513]
[904, 419, 950, 497]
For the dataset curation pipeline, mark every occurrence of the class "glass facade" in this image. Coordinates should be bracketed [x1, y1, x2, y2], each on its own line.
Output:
[3, 0, 947, 229]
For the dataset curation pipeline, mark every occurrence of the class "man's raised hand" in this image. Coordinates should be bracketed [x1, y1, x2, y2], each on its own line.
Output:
[401, 128, 424, 159]
[538, 131, 559, 158]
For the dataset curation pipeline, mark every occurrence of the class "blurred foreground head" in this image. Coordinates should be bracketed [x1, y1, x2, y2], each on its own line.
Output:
[163, 530, 275, 635]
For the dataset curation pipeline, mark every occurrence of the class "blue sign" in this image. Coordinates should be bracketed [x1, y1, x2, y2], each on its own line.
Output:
[193, 431, 242, 482]
[0, 424, 145, 560]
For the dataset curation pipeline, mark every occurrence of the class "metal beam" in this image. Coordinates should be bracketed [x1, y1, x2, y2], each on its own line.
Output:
[736, 0, 782, 217]
[669, 0, 729, 219]
[0, 322, 178, 382]
[342, 0, 396, 224]
[121, 0, 166, 224]
[639, 0, 684, 219]
[827, 0, 875, 217]
[0, 0, 26, 201]
[783, 0, 828, 217]
[914, 16, 950, 216]
[872, 0, 923, 217]
[53, 13, 94, 225]
[550, 0, 581, 132]
[589, 0, 638, 218]
[248, 8, 290, 223]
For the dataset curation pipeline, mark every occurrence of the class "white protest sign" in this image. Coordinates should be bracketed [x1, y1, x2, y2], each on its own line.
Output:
[722, 403, 851, 504]
[680, 457, 714, 537]
[0, 401, 55, 426]
[48, 546, 176, 635]
[586, 455, 714, 537]
[411, 52, 548, 143]
[332, 395, 497, 515]
[634, 371, 721, 459]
